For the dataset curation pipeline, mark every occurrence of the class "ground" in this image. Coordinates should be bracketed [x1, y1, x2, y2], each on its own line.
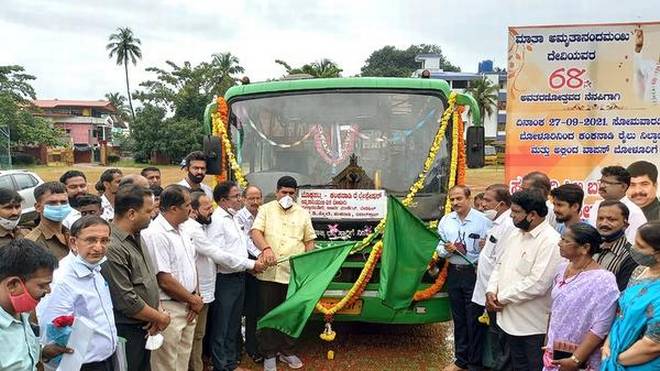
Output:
[29, 163, 505, 371]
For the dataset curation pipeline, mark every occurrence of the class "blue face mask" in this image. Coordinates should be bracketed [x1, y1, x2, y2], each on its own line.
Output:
[43, 204, 72, 223]
[74, 253, 107, 271]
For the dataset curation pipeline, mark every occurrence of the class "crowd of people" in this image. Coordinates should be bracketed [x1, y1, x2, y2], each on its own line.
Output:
[0, 152, 659, 370]
[0, 150, 316, 371]
[439, 161, 660, 371]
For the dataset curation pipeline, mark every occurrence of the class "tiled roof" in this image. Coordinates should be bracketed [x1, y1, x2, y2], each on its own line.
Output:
[32, 99, 116, 111]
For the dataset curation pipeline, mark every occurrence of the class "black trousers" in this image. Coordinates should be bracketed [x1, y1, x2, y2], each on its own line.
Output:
[256, 280, 295, 359]
[211, 272, 246, 371]
[80, 356, 114, 371]
[507, 333, 545, 371]
[243, 272, 261, 357]
[488, 312, 512, 371]
[116, 323, 150, 371]
[447, 264, 487, 370]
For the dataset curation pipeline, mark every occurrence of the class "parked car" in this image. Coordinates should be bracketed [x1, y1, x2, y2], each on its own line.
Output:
[0, 170, 45, 224]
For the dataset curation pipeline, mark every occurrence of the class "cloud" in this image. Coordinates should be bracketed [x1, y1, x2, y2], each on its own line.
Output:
[1, 0, 657, 99]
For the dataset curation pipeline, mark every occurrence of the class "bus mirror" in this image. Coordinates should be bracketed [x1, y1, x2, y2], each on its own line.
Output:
[204, 135, 223, 175]
[466, 126, 485, 168]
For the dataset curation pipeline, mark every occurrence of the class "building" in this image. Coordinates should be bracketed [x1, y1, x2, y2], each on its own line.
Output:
[413, 55, 507, 141]
[32, 99, 125, 163]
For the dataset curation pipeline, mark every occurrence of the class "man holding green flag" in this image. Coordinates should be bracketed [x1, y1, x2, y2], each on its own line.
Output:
[258, 195, 442, 338]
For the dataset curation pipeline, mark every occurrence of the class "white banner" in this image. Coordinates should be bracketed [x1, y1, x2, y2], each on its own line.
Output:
[298, 189, 386, 220]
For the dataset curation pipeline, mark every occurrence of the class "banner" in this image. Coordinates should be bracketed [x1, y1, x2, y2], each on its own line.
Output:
[505, 21, 660, 217]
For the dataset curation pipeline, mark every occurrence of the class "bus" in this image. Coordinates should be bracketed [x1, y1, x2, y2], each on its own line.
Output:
[204, 77, 479, 324]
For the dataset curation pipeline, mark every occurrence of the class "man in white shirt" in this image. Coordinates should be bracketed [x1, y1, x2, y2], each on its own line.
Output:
[587, 166, 647, 242]
[177, 151, 213, 200]
[143, 185, 202, 371]
[208, 181, 265, 371]
[37, 215, 117, 371]
[235, 185, 265, 363]
[486, 189, 563, 371]
[60, 170, 89, 230]
[98, 168, 123, 222]
[471, 184, 514, 371]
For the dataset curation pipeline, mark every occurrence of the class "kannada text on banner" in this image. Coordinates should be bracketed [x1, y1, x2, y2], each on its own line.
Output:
[505, 21, 660, 216]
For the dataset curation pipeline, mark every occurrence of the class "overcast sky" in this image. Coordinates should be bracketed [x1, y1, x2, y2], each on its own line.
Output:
[1, 0, 657, 100]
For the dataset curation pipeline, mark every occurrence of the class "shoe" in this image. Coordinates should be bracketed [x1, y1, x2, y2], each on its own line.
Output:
[263, 357, 277, 371]
[278, 354, 303, 369]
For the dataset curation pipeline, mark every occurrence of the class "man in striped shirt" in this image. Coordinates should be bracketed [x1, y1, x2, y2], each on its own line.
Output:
[594, 200, 638, 291]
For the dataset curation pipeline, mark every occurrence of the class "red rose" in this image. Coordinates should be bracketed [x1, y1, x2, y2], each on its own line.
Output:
[52, 315, 75, 328]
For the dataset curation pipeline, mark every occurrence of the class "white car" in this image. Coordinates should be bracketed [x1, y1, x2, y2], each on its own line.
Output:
[0, 170, 45, 223]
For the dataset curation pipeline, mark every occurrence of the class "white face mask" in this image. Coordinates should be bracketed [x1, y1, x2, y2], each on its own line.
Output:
[0, 216, 21, 231]
[278, 195, 294, 209]
[483, 209, 498, 221]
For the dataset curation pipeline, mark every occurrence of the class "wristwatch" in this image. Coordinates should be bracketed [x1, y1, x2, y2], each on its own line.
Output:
[570, 354, 582, 366]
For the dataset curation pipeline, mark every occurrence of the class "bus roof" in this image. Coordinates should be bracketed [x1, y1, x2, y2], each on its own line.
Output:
[224, 77, 452, 102]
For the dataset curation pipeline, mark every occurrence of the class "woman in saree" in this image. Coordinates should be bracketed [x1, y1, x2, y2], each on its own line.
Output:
[601, 221, 660, 370]
[543, 223, 620, 371]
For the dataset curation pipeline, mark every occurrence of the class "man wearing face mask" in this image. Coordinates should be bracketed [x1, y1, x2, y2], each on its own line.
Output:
[0, 239, 72, 370]
[26, 182, 72, 260]
[0, 189, 29, 247]
[472, 184, 514, 371]
[550, 183, 585, 235]
[60, 170, 89, 230]
[486, 189, 563, 371]
[250, 176, 316, 371]
[101, 185, 169, 371]
[37, 216, 117, 371]
[178, 151, 213, 200]
[593, 201, 638, 291]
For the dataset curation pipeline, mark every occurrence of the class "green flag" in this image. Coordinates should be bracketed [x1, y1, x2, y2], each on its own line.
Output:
[257, 241, 354, 338]
[378, 196, 440, 310]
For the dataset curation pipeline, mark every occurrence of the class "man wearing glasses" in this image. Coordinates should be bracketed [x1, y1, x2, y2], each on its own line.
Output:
[587, 166, 647, 242]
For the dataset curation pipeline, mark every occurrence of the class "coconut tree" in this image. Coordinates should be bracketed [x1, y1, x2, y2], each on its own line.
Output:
[106, 27, 142, 120]
[209, 52, 245, 95]
[465, 77, 498, 125]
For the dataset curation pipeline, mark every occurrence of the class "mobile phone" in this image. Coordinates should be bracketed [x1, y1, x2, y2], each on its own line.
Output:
[552, 350, 573, 360]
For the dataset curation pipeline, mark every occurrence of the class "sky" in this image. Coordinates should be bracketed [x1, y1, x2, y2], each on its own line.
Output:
[1, 0, 658, 100]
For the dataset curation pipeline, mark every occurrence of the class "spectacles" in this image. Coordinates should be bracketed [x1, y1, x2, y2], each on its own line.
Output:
[598, 179, 623, 186]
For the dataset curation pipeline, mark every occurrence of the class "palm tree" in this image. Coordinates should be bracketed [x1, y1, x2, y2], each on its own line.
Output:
[106, 27, 142, 120]
[308, 59, 342, 78]
[465, 77, 498, 125]
[105, 92, 130, 121]
[209, 52, 245, 95]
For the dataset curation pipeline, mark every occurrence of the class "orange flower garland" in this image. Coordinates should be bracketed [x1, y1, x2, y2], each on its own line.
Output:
[413, 261, 449, 301]
[456, 105, 466, 185]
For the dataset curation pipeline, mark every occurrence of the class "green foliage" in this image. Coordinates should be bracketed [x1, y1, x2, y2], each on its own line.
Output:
[0, 67, 66, 147]
[275, 58, 342, 78]
[105, 92, 130, 122]
[130, 104, 203, 164]
[360, 44, 460, 77]
[465, 77, 498, 125]
[11, 153, 36, 165]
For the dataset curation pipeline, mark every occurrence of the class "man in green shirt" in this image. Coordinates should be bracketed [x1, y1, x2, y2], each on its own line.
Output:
[0, 239, 71, 370]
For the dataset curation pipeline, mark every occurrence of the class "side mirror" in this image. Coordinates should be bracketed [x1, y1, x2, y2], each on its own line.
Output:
[203, 135, 223, 175]
[466, 126, 485, 168]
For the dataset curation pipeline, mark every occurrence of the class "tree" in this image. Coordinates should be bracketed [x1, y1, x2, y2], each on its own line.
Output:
[465, 77, 498, 125]
[275, 58, 342, 78]
[0, 65, 65, 147]
[361, 44, 460, 77]
[210, 52, 245, 95]
[105, 92, 130, 122]
[129, 104, 165, 162]
[106, 27, 142, 120]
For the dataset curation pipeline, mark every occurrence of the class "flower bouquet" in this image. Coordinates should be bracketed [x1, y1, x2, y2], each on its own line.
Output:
[45, 314, 75, 366]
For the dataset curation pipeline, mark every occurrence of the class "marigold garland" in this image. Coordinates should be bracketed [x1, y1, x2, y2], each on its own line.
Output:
[456, 105, 466, 185]
[413, 261, 449, 301]
[211, 97, 248, 188]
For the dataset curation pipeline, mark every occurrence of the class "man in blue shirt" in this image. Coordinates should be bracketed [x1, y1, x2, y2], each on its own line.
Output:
[0, 239, 72, 371]
[437, 185, 492, 371]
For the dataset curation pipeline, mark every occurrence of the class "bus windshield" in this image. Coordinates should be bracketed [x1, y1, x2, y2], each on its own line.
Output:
[229, 90, 450, 194]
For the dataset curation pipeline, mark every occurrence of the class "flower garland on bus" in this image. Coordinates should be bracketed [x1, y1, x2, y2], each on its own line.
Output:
[414, 100, 464, 302]
[312, 125, 360, 166]
[212, 97, 248, 188]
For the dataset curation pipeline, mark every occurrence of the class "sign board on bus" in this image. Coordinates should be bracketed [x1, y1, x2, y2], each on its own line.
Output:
[298, 189, 386, 220]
